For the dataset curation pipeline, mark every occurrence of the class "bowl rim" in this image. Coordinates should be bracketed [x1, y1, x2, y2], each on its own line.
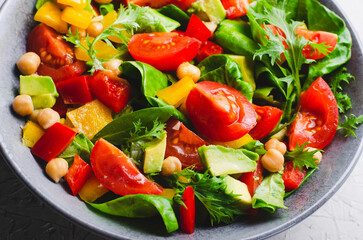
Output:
[1, 0, 363, 239]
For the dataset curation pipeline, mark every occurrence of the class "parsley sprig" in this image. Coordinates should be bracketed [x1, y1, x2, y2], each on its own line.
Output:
[285, 142, 321, 171]
[338, 114, 363, 138]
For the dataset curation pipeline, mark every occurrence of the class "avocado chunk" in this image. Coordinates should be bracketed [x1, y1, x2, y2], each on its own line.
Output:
[223, 175, 252, 210]
[19, 75, 58, 96]
[228, 55, 256, 91]
[198, 145, 258, 176]
[143, 133, 167, 174]
[188, 0, 226, 23]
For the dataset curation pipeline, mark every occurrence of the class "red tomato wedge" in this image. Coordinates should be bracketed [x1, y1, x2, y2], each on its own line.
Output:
[282, 161, 307, 192]
[128, 32, 201, 71]
[37, 61, 87, 83]
[180, 186, 195, 234]
[165, 119, 208, 170]
[238, 159, 263, 197]
[249, 105, 283, 140]
[89, 70, 132, 113]
[289, 77, 339, 150]
[56, 76, 93, 105]
[91, 138, 163, 196]
[221, 0, 249, 19]
[185, 15, 212, 43]
[65, 155, 93, 196]
[27, 24, 74, 68]
[296, 25, 338, 60]
[186, 81, 257, 142]
[197, 41, 223, 62]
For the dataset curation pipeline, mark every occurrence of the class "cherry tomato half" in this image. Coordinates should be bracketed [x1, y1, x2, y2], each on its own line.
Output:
[196, 41, 223, 62]
[238, 159, 263, 197]
[91, 138, 163, 196]
[186, 81, 257, 142]
[165, 119, 208, 170]
[221, 0, 249, 19]
[128, 32, 201, 71]
[289, 77, 339, 150]
[37, 61, 87, 83]
[249, 105, 283, 140]
[27, 24, 74, 68]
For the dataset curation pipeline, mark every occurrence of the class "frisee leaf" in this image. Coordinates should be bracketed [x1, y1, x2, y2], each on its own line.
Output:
[166, 169, 244, 226]
[338, 114, 363, 138]
[254, 27, 285, 66]
[285, 142, 321, 171]
[64, 5, 141, 73]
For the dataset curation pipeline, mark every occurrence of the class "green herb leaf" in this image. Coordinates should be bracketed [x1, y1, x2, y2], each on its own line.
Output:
[58, 133, 94, 164]
[285, 142, 320, 171]
[338, 114, 363, 138]
[99, 3, 114, 16]
[35, 0, 51, 9]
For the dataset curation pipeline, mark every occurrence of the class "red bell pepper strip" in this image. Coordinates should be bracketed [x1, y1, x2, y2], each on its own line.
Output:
[197, 41, 223, 62]
[52, 95, 67, 117]
[89, 70, 132, 113]
[56, 76, 93, 105]
[221, 0, 249, 19]
[282, 161, 307, 192]
[249, 105, 283, 140]
[238, 159, 263, 197]
[185, 15, 212, 43]
[65, 155, 93, 196]
[180, 186, 195, 234]
[37, 61, 87, 83]
[31, 123, 77, 162]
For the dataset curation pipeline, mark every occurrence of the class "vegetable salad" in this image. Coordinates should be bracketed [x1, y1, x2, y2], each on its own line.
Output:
[13, 0, 363, 235]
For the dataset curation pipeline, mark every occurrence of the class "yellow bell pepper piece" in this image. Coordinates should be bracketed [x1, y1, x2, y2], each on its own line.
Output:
[158, 188, 176, 200]
[61, 7, 93, 29]
[66, 99, 113, 139]
[103, 10, 131, 43]
[22, 121, 45, 148]
[156, 77, 195, 108]
[34, 1, 68, 34]
[75, 37, 119, 61]
[78, 174, 109, 202]
[210, 134, 253, 149]
[57, 0, 87, 10]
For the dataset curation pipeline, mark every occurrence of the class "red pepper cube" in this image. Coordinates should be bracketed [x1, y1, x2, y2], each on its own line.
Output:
[65, 155, 93, 196]
[180, 186, 195, 234]
[56, 76, 93, 105]
[31, 123, 77, 162]
[282, 161, 307, 192]
[185, 15, 212, 43]
[52, 95, 68, 117]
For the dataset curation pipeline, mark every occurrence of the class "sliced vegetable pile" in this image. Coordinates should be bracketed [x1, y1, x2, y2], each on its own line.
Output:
[13, 0, 363, 235]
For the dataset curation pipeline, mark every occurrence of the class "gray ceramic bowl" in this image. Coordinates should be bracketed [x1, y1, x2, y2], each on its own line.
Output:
[0, 0, 363, 239]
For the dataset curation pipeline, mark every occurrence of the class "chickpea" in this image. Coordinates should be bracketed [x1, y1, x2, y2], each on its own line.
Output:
[70, 25, 86, 38]
[306, 147, 323, 164]
[87, 22, 104, 37]
[12, 95, 33, 116]
[161, 156, 182, 176]
[102, 59, 122, 76]
[37, 108, 60, 129]
[16, 52, 40, 75]
[29, 109, 40, 123]
[261, 149, 284, 172]
[46, 158, 68, 183]
[94, 0, 112, 3]
[265, 138, 287, 155]
[176, 62, 201, 83]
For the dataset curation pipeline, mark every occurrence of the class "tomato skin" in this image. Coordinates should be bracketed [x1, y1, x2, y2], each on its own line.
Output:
[249, 105, 283, 140]
[165, 119, 207, 170]
[65, 155, 93, 196]
[221, 0, 249, 19]
[185, 15, 212, 43]
[282, 161, 306, 192]
[186, 81, 257, 142]
[27, 24, 74, 68]
[128, 32, 201, 71]
[196, 41, 223, 62]
[37, 61, 87, 83]
[296, 26, 338, 60]
[180, 186, 195, 234]
[89, 71, 132, 113]
[289, 77, 339, 150]
[238, 159, 263, 197]
[91, 138, 163, 196]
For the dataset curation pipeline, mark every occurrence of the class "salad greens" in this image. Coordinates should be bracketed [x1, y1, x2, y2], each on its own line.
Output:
[59, 133, 94, 164]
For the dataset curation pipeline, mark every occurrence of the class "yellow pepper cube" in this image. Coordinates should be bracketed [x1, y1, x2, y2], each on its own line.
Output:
[34, 1, 68, 34]
[78, 174, 109, 202]
[158, 188, 176, 200]
[75, 37, 119, 61]
[156, 77, 195, 108]
[22, 121, 45, 148]
[61, 7, 93, 29]
[57, 0, 87, 10]
[210, 134, 254, 149]
[103, 10, 131, 43]
[66, 99, 113, 139]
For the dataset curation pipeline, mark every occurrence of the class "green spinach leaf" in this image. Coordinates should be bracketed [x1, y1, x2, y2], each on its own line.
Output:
[157, 4, 191, 31]
[99, 3, 114, 16]
[58, 134, 94, 164]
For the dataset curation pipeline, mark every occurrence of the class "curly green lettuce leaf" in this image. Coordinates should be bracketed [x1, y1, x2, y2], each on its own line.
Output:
[338, 114, 363, 138]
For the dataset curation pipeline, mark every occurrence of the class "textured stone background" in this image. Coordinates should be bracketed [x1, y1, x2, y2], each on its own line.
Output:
[0, 0, 362, 239]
